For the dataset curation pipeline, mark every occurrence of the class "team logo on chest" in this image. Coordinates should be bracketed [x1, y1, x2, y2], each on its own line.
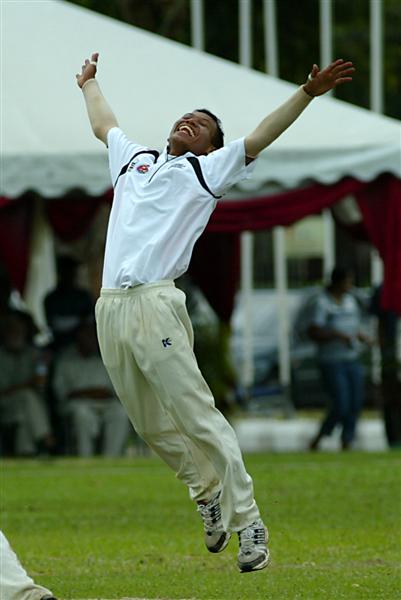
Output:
[136, 164, 150, 174]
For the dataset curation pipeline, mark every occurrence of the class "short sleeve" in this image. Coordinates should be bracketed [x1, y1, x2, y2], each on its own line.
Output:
[107, 127, 147, 187]
[199, 138, 257, 197]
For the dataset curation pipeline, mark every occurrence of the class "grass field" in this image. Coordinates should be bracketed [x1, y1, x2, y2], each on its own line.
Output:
[1, 452, 400, 600]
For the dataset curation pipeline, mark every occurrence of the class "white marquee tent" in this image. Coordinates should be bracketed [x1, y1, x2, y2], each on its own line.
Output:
[2, 0, 401, 390]
[2, 0, 401, 200]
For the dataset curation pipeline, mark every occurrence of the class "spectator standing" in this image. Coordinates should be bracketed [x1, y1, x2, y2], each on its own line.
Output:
[53, 319, 130, 456]
[308, 267, 371, 450]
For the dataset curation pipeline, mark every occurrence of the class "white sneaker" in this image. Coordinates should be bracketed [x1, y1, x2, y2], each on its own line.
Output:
[197, 492, 231, 553]
[237, 518, 269, 572]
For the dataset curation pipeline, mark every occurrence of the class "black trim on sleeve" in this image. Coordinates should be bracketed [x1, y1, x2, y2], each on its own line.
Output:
[114, 150, 160, 188]
[186, 156, 222, 200]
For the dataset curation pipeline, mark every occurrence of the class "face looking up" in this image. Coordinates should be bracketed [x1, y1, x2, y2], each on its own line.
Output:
[168, 111, 219, 157]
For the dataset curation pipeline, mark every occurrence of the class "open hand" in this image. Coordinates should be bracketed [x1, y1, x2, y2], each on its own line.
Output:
[303, 59, 355, 97]
[76, 52, 99, 88]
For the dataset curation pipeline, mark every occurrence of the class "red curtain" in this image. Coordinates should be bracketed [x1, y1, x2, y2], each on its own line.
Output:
[1, 175, 400, 318]
[207, 177, 365, 232]
[190, 233, 240, 322]
[355, 175, 401, 314]
[0, 195, 34, 291]
[45, 191, 111, 242]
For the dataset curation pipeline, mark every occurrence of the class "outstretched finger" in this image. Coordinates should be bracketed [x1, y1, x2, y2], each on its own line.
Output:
[91, 52, 99, 64]
[329, 58, 345, 70]
[338, 67, 355, 77]
[334, 68, 355, 81]
[332, 62, 354, 76]
[333, 77, 353, 86]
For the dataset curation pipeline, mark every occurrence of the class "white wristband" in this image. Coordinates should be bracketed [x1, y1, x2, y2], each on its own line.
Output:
[81, 78, 97, 91]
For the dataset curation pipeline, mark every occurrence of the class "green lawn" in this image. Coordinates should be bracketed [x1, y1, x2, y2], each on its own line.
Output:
[1, 452, 400, 600]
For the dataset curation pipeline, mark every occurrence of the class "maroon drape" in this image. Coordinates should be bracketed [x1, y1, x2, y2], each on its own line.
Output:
[1, 175, 400, 318]
[207, 177, 366, 232]
[190, 233, 240, 322]
[45, 192, 111, 242]
[355, 175, 401, 314]
[0, 195, 34, 291]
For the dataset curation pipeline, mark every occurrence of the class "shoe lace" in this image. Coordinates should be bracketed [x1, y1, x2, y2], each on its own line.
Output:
[239, 522, 265, 554]
[197, 493, 222, 531]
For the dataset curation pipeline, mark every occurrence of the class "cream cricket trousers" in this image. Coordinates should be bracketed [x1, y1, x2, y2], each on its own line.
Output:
[0, 531, 53, 600]
[95, 281, 260, 532]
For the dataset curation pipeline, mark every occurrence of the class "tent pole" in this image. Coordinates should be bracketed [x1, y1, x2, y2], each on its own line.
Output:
[370, 0, 383, 114]
[273, 227, 290, 388]
[239, 0, 252, 68]
[190, 0, 204, 51]
[23, 197, 56, 336]
[322, 209, 335, 278]
[319, 0, 333, 95]
[240, 232, 255, 389]
[319, 0, 336, 279]
[369, 0, 384, 285]
[369, 0, 384, 383]
[239, 0, 255, 394]
[264, 0, 291, 392]
[263, 0, 278, 77]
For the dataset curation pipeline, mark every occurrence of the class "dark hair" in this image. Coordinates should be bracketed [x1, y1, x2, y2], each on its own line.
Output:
[330, 266, 354, 286]
[195, 108, 224, 149]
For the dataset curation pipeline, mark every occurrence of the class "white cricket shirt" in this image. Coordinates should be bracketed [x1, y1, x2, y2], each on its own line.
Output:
[102, 127, 256, 289]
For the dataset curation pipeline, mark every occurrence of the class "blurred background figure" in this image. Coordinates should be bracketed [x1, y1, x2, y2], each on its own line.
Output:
[43, 254, 95, 453]
[53, 318, 130, 457]
[0, 530, 56, 600]
[44, 255, 94, 353]
[0, 263, 37, 346]
[370, 284, 401, 448]
[308, 267, 372, 450]
[0, 314, 54, 457]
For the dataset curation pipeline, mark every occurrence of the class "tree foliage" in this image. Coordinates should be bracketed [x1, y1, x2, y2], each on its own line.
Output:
[68, 0, 400, 118]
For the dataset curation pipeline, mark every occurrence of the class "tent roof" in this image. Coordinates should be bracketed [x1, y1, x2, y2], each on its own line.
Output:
[2, 0, 401, 199]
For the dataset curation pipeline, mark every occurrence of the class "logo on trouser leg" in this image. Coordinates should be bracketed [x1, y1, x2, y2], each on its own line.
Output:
[162, 338, 172, 348]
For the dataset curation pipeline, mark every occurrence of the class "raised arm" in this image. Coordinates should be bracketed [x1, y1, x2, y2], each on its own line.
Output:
[76, 53, 118, 145]
[244, 59, 355, 158]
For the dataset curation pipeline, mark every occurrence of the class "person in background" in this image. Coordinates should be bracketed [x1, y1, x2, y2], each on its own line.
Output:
[44, 255, 95, 453]
[53, 319, 130, 457]
[0, 530, 57, 600]
[44, 255, 94, 352]
[0, 264, 38, 346]
[308, 267, 372, 450]
[0, 314, 54, 456]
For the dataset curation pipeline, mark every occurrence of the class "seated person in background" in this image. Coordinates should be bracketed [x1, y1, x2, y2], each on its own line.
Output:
[44, 255, 94, 352]
[0, 264, 38, 346]
[53, 319, 130, 457]
[0, 314, 54, 456]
